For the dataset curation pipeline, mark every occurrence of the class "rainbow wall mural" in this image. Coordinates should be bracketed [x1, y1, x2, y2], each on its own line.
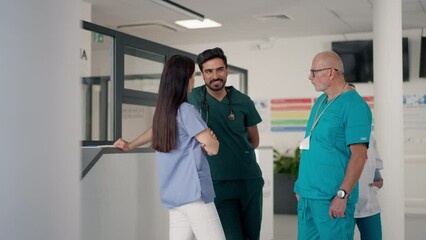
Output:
[270, 96, 375, 132]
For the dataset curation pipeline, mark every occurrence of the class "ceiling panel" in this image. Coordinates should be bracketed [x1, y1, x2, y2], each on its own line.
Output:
[86, 0, 426, 46]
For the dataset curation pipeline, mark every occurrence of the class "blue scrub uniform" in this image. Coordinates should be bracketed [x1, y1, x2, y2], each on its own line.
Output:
[295, 90, 372, 240]
[156, 102, 215, 208]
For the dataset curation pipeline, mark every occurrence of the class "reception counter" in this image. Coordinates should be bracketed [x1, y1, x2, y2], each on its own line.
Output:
[81, 146, 274, 240]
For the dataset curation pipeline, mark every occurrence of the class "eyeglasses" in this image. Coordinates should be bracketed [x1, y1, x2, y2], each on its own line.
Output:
[309, 67, 338, 77]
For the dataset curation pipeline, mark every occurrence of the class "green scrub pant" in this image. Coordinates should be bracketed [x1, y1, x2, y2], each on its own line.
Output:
[355, 213, 382, 240]
[297, 197, 355, 240]
[213, 178, 264, 240]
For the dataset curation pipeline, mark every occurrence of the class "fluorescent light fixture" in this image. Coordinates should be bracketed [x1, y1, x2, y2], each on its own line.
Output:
[175, 19, 221, 29]
[117, 22, 178, 32]
[152, 0, 204, 21]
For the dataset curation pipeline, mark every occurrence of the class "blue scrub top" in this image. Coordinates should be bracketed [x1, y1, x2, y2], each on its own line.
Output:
[294, 90, 372, 204]
[156, 102, 215, 208]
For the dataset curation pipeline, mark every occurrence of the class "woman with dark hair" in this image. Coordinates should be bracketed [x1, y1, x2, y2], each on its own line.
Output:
[114, 55, 225, 240]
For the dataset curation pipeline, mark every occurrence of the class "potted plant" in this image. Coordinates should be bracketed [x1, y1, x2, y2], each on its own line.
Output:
[273, 147, 300, 214]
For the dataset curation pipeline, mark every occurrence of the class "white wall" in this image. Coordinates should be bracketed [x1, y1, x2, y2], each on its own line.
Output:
[1, 1, 81, 240]
[256, 147, 274, 240]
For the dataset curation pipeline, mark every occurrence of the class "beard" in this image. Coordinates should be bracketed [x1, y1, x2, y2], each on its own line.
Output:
[206, 78, 226, 92]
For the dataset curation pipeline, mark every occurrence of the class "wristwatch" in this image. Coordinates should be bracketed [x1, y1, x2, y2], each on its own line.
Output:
[336, 189, 350, 199]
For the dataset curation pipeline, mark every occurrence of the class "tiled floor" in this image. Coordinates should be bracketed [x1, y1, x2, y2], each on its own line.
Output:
[273, 214, 297, 240]
[272, 214, 361, 239]
[273, 213, 426, 240]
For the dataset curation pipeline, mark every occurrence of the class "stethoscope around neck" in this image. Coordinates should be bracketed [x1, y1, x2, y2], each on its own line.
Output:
[199, 86, 235, 124]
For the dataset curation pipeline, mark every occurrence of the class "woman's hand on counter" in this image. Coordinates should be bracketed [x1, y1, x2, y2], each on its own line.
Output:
[113, 138, 131, 151]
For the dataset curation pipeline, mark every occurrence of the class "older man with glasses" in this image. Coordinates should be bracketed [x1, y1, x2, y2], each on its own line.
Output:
[294, 51, 372, 239]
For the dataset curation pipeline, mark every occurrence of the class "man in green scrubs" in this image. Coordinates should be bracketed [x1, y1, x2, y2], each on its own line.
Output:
[294, 51, 372, 239]
[188, 47, 264, 240]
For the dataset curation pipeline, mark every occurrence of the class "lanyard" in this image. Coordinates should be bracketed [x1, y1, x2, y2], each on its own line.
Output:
[309, 83, 348, 135]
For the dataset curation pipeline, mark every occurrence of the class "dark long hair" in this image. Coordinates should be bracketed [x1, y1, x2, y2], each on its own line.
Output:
[152, 55, 195, 152]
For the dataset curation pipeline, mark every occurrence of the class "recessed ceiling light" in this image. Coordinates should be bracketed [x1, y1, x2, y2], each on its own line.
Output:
[254, 14, 292, 22]
[175, 19, 221, 29]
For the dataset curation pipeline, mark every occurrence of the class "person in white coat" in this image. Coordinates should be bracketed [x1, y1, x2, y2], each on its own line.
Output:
[355, 132, 384, 240]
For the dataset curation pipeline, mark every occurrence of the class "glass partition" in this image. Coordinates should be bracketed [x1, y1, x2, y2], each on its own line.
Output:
[81, 29, 114, 142]
[124, 47, 164, 93]
[122, 104, 155, 144]
[81, 21, 247, 145]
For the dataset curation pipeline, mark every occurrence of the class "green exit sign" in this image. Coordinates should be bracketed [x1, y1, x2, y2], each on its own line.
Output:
[94, 33, 104, 43]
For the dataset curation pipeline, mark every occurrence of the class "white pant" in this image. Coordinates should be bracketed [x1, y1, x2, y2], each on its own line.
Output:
[169, 201, 225, 240]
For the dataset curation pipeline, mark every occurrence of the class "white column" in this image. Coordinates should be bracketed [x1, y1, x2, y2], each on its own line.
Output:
[373, 0, 405, 239]
[0, 1, 81, 240]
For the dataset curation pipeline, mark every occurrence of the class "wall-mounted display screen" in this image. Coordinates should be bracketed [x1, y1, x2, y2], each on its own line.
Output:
[420, 37, 426, 78]
[332, 38, 409, 82]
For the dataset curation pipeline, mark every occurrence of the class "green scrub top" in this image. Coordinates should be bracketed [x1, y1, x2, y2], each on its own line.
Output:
[294, 90, 372, 204]
[188, 85, 262, 180]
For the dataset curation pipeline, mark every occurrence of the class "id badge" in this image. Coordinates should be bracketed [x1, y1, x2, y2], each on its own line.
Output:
[299, 135, 310, 150]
